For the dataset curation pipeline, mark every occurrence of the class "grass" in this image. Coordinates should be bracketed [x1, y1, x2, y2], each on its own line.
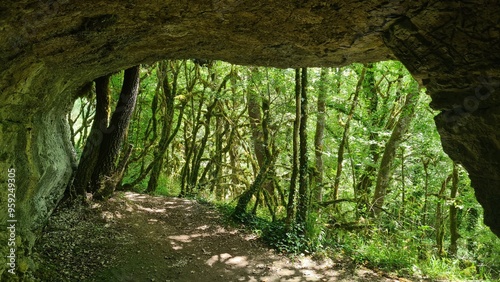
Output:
[153, 175, 181, 197]
[123, 174, 181, 197]
[202, 201, 499, 281]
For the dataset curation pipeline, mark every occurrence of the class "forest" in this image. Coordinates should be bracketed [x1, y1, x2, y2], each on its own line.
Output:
[65, 60, 500, 281]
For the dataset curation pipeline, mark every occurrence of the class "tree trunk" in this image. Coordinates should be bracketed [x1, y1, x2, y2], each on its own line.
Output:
[67, 92, 93, 150]
[247, 74, 266, 170]
[355, 64, 378, 215]
[399, 147, 406, 220]
[436, 174, 452, 257]
[185, 72, 231, 194]
[296, 68, 309, 226]
[146, 61, 179, 193]
[371, 82, 420, 216]
[233, 156, 274, 218]
[114, 143, 134, 190]
[180, 76, 207, 196]
[188, 98, 217, 192]
[71, 75, 111, 197]
[448, 162, 460, 257]
[286, 68, 301, 224]
[466, 207, 478, 252]
[333, 66, 366, 200]
[179, 71, 210, 197]
[314, 68, 328, 203]
[146, 104, 186, 193]
[121, 65, 166, 189]
[260, 88, 278, 213]
[92, 66, 140, 199]
[421, 157, 430, 226]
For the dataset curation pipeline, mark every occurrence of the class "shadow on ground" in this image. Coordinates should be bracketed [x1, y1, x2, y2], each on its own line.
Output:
[35, 192, 412, 282]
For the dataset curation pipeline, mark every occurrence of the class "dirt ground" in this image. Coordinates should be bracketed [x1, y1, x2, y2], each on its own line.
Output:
[34, 192, 416, 282]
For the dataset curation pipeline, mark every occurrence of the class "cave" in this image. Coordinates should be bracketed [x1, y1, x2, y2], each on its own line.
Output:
[1, 0, 499, 277]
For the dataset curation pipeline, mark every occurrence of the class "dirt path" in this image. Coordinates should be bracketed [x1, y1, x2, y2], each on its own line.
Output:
[35, 192, 409, 282]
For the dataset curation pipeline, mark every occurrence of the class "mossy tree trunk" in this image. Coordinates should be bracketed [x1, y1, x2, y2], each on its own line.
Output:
[296, 68, 309, 226]
[371, 81, 420, 216]
[71, 75, 111, 197]
[286, 68, 302, 225]
[146, 62, 178, 193]
[313, 68, 328, 204]
[91, 66, 140, 199]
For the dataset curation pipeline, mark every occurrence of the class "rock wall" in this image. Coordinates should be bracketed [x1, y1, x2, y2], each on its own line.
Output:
[0, 0, 499, 278]
[0, 67, 77, 277]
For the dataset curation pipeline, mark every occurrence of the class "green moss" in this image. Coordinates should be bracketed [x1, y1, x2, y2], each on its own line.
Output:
[17, 258, 29, 273]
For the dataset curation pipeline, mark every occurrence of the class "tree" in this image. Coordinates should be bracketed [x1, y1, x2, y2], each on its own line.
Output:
[92, 66, 141, 199]
[371, 80, 420, 216]
[181, 69, 232, 195]
[332, 65, 366, 201]
[313, 68, 328, 203]
[448, 162, 460, 257]
[146, 61, 188, 193]
[233, 67, 281, 218]
[354, 63, 378, 215]
[436, 173, 452, 257]
[286, 68, 302, 224]
[71, 75, 111, 198]
[296, 67, 309, 226]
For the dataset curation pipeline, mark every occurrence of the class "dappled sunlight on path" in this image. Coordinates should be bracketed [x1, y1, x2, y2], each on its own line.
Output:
[85, 192, 405, 282]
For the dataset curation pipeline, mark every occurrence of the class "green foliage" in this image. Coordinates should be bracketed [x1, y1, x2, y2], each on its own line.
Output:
[230, 211, 327, 255]
[68, 59, 500, 281]
[329, 225, 499, 280]
[263, 222, 310, 254]
[338, 229, 417, 272]
[153, 176, 181, 197]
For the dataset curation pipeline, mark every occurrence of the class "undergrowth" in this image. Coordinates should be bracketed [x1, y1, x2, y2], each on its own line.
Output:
[208, 200, 500, 282]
